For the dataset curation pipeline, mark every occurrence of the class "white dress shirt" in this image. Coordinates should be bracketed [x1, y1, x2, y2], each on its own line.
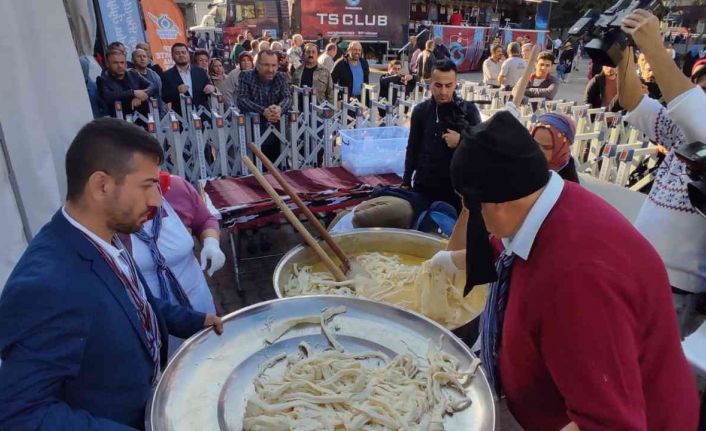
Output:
[483, 57, 502, 86]
[501, 171, 564, 261]
[61, 207, 148, 301]
[177, 64, 193, 94]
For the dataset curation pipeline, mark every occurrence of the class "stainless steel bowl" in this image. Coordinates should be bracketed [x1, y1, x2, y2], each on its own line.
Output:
[273, 228, 447, 298]
[272, 228, 484, 330]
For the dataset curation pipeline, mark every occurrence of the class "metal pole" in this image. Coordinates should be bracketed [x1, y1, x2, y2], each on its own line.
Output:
[237, 114, 248, 175]
[290, 111, 300, 169]
[191, 113, 209, 181]
[0, 121, 32, 242]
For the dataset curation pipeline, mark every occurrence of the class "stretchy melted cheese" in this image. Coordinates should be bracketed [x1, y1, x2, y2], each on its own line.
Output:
[283, 252, 487, 328]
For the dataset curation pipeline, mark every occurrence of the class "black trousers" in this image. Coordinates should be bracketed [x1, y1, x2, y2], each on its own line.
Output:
[452, 316, 480, 349]
[259, 121, 281, 168]
[413, 182, 461, 213]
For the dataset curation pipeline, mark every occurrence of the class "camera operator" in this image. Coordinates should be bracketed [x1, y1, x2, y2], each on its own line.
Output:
[621, 9, 706, 144]
[616, 41, 706, 338]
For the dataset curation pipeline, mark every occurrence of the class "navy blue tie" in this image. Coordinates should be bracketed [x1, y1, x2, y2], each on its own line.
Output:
[480, 250, 515, 394]
[134, 208, 193, 309]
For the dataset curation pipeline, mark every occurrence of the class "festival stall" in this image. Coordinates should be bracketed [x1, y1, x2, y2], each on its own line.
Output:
[432, 25, 549, 72]
[432, 25, 489, 72]
[500, 27, 549, 48]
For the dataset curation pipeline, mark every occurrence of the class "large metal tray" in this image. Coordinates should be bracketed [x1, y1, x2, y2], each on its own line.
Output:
[146, 296, 496, 430]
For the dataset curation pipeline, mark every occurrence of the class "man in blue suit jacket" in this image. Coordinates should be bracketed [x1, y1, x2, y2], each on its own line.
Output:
[161, 43, 215, 117]
[0, 118, 223, 430]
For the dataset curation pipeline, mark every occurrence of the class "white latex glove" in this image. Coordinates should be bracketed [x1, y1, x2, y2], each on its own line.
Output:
[428, 250, 463, 279]
[200, 237, 226, 277]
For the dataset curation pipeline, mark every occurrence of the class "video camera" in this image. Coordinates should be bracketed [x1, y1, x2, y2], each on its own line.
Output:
[568, 0, 664, 67]
[675, 142, 706, 218]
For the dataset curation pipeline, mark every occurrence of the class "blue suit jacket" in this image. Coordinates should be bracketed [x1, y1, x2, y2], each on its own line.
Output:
[161, 65, 210, 116]
[0, 211, 206, 430]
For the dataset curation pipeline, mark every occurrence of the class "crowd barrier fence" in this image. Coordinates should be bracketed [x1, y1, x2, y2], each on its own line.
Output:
[113, 80, 659, 191]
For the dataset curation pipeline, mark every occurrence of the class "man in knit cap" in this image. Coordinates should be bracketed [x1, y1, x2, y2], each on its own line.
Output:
[429, 111, 699, 430]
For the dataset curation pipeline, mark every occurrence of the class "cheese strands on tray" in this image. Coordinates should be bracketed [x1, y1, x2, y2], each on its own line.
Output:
[243, 307, 481, 430]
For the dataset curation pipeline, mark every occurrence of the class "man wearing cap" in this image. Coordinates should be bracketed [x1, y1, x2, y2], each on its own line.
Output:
[431, 111, 699, 430]
[402, 59, 481, 210]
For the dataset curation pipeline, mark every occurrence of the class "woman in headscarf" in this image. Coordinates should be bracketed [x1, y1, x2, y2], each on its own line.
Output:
[208, 58, 227, 95]
[530, 112, 579, 183]
[222, 51, 255, 107]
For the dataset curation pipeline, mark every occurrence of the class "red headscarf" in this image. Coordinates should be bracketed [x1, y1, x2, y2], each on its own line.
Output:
[530, 113, 575, 171]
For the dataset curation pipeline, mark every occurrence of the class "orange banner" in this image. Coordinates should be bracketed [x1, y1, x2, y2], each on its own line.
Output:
[141, 0, 187, 70]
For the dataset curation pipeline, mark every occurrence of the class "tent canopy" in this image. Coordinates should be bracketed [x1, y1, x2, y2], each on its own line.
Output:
[0, 0, 93, 287]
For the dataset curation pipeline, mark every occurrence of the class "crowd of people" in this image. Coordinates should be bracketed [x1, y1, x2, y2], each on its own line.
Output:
[86, 32, 392, 126]
[88, 28, 587, 127]
[478, 35, 575, 103]
[476, 27, 706, 125]
[1, 8, 706, 431]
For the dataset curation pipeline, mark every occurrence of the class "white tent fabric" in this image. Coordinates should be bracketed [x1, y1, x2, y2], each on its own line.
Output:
[0, 0, 93, 289]
[0, 133, 28, 287]
[65, 0, 98, 57]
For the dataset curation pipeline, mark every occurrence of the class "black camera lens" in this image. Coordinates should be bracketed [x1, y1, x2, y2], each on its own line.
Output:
[687, 181, 706, 218]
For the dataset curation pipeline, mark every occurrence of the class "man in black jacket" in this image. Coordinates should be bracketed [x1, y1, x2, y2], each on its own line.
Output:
[433, 36, 451, 61]
[403, 59, 481, 209]
[161, 43, 215, 116]
[97, 49, 156, 117]
[331, 41, 369, 101]
[107, 41, 134, 68]
[583, 65, 622, 111]
[378, 60, 415, 117]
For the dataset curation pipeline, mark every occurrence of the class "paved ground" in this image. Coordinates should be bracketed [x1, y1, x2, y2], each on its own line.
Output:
[205, 63, 592, 430]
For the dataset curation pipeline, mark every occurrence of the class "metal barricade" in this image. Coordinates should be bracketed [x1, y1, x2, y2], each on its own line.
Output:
[106, 79, 657, 195]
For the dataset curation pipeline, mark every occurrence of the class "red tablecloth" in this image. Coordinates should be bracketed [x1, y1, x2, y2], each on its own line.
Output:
[205, 167, 401, 230]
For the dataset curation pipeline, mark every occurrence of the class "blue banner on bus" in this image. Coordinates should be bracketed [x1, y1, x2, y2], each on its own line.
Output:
[97, 0, 145, 55]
